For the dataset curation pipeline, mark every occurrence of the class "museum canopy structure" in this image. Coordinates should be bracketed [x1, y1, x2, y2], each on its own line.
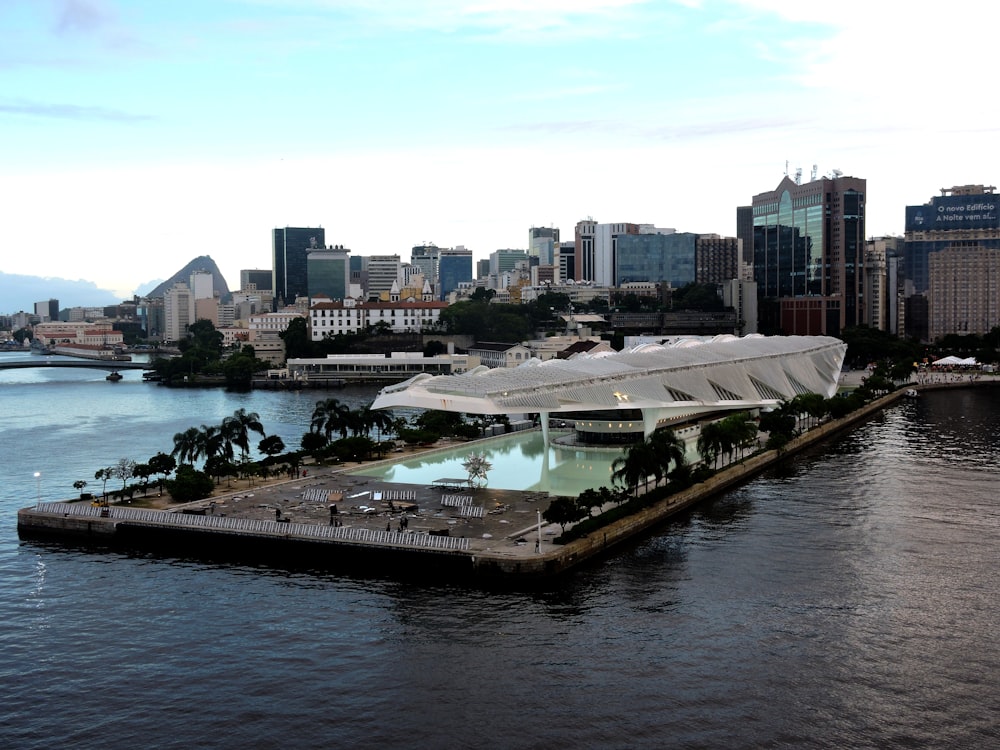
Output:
[372, 334, 847, 443]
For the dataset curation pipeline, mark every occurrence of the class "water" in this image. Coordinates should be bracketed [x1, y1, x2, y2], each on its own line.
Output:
[1, 353, 999, 748]
[352, 430, 622, 496]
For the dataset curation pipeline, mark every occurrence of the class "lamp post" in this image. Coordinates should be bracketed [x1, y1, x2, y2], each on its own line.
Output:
[536, 509, 542, 554]
[33, 471, 41, 506]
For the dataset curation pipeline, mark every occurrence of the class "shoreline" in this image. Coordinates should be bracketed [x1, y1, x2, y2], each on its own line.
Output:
[18, 379, 993, 582]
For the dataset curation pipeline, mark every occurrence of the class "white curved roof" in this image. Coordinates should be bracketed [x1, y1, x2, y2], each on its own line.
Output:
[372, 335, 846, 416]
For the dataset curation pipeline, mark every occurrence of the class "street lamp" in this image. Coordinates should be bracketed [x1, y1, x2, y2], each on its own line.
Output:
[536, 509, 542, 554]
[33, 471, 41, 506]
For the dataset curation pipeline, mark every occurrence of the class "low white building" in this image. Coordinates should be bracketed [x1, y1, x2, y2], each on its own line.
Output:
[287, 351, 479, 382]
[466, 342, 532, 368]
[308, 297, 447, 341]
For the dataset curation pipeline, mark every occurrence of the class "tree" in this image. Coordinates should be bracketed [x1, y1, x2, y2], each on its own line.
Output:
[197, 424, 227, 464]
[543, 496, 586, 533]
[113, 458, 137, 492]
[164, 465, 214, 503]
[697, 421, 725, 469]
[258, 434, 286, 458]
[279, 316, 313, 360]
[132, 463, 153, 495]
[223, 408, 265, 463]
[172, 427, 202, 465]
[94, 466, 113, 499]
[611, 441, 659, 496]
[648, 428, 688, 484]
[423, 339, 447, 357]
[73, 479, 88, 499]
[300, 430, 328, 455]
[311, 398, 350, 441]
[147, 452, 176, 492]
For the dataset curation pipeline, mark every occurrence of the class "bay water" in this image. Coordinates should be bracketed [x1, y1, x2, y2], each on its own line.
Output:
[1, 353, 998, 748]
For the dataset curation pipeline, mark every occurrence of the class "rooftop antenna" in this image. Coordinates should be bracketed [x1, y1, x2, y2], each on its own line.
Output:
[811, 164, 818, 181]
[794, 167, 802, 185]
[784, 160, 789, 177]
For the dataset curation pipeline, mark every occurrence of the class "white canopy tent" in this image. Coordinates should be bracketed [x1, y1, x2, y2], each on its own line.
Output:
[932, 355, 978, 366]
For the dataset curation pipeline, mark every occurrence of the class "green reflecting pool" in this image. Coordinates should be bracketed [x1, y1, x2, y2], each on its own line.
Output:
[348, 430, 623, 497]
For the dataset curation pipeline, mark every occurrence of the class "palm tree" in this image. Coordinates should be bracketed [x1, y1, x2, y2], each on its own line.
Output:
[197, 424, 227, 464]
[648, 428, 687, 483]
[172, 427, 202, 465]
[311, 398, 350, 441]
[697, 421, 725, 469]
[223, 408, 265, 463]
[358, 402, 395, 447]
[611, 440, 660, 496]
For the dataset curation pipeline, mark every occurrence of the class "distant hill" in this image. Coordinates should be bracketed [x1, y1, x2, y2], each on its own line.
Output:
[0, 272, 120, 314]
[145, 256, 231, 300]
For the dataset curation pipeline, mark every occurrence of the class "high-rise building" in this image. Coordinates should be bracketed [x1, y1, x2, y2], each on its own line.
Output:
[307, 246, 350, 301]
[489, 249, 528, 277]
[695, 235, 740, 285]
[904, 184, 1000, 295]
[240, 269, 272, 293]
[615, 233, 697, 288]
[438, 247, 473, 301]
[366, 255, 401, 299]
[751, 173, 866, 336]
[574, 221, 640, 285]
[410, 245, 440, 284]
[163, 282, 193, 342]
[272, 227, 325, 307]
[928, 246, 1000, 341]
[863, 236, 904, 334]
[529, 227, 560, 265]
[34, 299, 59, 322]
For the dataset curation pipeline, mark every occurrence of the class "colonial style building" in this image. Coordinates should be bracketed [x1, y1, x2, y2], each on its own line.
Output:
[307, 295, 447, 342]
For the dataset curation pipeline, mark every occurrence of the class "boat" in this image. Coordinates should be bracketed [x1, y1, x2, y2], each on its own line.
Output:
[904, 388, 919, 398]
[30, 340, 53, 355]
[106, 371, 123, 382]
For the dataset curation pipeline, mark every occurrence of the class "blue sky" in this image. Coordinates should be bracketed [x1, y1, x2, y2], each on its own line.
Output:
[2, 0, 998, 306]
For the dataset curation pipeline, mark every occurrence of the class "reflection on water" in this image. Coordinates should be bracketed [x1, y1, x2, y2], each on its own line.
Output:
[349, 430, 621, 496]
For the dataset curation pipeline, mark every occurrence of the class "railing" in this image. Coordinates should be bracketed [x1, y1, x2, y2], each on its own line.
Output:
[34, 503, 470, 552]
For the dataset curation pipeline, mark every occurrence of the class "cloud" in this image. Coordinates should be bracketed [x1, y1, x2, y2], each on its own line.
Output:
[53, 0, 110, 35]
[0, 99, 152, 122]
[235, 0, 655, 38]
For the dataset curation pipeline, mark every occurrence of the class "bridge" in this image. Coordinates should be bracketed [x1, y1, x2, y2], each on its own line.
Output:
[0, 360, 154, 372]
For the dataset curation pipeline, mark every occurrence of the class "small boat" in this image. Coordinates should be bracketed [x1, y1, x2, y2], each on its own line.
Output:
[106, 371, 123, 382]
[904, 388, 918, 398]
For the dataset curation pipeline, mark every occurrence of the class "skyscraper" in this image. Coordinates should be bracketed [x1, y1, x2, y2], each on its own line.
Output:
[751, 173, 866, 336]
[529, 227, 560, 265]
[574, 221, 640, 285]
[438, 247, 473, 301]
[272, 227, 325, 308]
[307, 246, 350, 301]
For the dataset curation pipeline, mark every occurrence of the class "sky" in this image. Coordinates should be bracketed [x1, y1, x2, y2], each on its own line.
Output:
[2, 0, 999, 310]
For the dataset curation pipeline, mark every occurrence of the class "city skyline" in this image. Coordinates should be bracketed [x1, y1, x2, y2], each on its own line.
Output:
[2, 1, 998, 302]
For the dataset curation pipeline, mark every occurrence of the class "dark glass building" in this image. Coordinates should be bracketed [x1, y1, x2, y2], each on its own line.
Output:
[751, 174, 865, 336]
[272, 227, 325, 308]
[307, 247, 350, 301]
[615, 233, 697, 288]
[438, 249, 472, 301]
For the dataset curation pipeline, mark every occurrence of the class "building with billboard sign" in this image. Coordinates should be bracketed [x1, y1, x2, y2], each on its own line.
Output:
[904, 184, 1000, 295]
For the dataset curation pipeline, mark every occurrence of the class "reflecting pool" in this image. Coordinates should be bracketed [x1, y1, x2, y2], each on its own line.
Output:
[348, 430, 622, 497]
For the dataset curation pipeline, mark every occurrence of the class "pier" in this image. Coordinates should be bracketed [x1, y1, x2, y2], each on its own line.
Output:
[19, 378, 944, 581]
